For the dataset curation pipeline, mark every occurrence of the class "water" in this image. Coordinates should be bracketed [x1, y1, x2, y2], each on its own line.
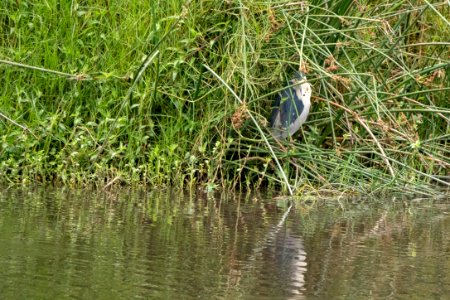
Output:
[0, 188, 448, 299]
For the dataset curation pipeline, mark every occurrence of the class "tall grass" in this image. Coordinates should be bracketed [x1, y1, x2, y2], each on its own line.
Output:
[0, 0, 449, 195]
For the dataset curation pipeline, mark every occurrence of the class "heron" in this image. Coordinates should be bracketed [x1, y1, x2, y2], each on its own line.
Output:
[270, 72, 312, 139]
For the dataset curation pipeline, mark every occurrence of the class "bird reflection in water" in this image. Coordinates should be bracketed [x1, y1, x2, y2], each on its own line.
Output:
[224, 202, 307, 298]
[261, 225, 307, 298]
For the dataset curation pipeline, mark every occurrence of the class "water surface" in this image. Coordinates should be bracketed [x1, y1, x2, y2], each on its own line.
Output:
[0, 188, 448, 299]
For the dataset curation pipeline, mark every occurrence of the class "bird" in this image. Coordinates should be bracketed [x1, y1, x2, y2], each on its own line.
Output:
[270, 71, 312, 139]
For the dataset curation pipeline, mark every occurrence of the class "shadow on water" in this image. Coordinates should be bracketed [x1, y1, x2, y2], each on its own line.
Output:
[0, 187, 448, 299]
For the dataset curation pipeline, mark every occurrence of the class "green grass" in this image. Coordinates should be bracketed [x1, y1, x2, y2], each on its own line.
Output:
[0, 0, 449, 195]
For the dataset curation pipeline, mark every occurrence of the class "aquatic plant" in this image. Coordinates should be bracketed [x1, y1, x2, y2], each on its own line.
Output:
[0, 0, 448, 195]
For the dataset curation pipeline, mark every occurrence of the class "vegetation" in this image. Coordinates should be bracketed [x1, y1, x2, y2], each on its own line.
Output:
[0, 0, 449, 195]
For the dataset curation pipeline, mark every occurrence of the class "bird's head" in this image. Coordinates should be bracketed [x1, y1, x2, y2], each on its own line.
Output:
[291, 71, 307, 82]
[290, 71, 312, 99]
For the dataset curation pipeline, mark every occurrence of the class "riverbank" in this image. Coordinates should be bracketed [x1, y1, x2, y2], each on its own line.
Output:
[0, 1, 449, 194]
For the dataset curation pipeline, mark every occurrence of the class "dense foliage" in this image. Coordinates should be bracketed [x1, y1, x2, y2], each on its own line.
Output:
[0, 0, 449, 194]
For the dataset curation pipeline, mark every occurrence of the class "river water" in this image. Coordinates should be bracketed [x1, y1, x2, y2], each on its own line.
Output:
[0, 188, 448, 299]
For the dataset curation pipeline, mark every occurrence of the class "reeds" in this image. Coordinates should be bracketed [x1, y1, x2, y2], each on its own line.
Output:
[0, 1, 448, 194]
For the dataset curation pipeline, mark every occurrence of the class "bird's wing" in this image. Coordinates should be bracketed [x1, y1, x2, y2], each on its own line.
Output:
[270, 94, 282, 128]
[280, 87, 304, 128]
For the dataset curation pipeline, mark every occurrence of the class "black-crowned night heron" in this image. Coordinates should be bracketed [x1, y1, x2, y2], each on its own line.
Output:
[270, 72, 312, 139]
